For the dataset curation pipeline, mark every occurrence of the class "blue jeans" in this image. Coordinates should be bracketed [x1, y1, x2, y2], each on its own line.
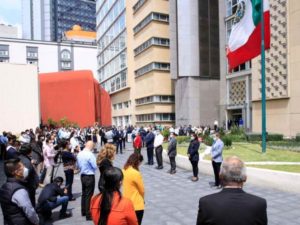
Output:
[45, 196, 69, 215]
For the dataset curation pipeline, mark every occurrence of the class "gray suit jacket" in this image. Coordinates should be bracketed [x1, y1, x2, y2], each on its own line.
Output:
[167, 138, 177, 157]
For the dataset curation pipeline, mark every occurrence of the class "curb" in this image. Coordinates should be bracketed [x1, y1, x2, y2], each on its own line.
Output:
[162, 150, 300, 194]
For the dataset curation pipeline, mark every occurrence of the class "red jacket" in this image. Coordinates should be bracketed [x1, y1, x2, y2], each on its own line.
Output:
[90, 192, 138, 225]
[133, 136, 142, 149]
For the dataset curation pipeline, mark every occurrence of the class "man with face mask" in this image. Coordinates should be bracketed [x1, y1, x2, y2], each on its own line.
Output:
[18, 143, 39, 207]
[0, 158, 40, 225]
[167, 133, 177, 174]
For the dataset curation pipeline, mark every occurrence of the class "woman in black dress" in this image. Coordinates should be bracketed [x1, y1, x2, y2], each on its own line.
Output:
[187, 133, 200, 181]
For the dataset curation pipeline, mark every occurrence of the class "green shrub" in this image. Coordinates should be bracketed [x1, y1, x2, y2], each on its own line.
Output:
[222, 136, 232, 147]
[161, 129, 170, 139]
[246, 133, 283, 142]
[226, 134, 246, 142]
[218, 127, 226, 137]
[204, 136, 214, 146]
[268, 134, 283, 141]
[176, 136, 191, 144]
[296, 134, 300, 142]
[230, 125, 245, 135]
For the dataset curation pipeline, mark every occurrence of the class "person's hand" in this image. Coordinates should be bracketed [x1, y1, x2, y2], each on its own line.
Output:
[64, 188, 68, 194]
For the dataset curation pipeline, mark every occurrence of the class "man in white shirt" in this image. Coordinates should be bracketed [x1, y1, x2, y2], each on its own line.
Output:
[154, 130, 164, 169]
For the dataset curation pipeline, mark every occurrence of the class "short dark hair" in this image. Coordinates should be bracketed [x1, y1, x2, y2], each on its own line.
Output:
[53, 176, 64, 184]
[19, 143, 32, 155]
[4, 158, 21, 178]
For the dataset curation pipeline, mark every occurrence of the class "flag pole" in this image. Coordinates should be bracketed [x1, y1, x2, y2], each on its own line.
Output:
[261, 0, 267, 153]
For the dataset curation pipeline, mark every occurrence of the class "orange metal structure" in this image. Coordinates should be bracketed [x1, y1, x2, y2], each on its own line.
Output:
[39, 70, 111, 127]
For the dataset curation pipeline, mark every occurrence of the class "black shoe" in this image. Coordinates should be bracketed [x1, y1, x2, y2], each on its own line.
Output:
[156, 166, 163, 169]
[69, 197, 76, 201]
[170, 170, 176, 174]
[86, 217, 92, 221]
[59, 212, 72, 219]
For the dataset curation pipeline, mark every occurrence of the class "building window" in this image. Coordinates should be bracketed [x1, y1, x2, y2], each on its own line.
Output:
[226, 0, 239, 17]
[123, 101, 129, 108]
[136, 113, 175, 122]
[0, 45, 9, 63]
[118, 103, 122, 109]
[116, 77, 121, 90]
[135, 62, 170, 77]
[61, 50, 71, 60]
[136, 95, 175, 105]
[113, 104, 117, 110]
[133, 12, 169, 34]
[26, 47, 38, 59]
[134, 37, 170, 56]
[133, 0, 147, 13]
[101, 70, 127, 94]
[61, 61, 71, 70]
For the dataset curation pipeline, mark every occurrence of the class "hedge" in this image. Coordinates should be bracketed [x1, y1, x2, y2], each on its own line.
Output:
[245, 133, 283, 142]
[176, 136, 191, 144]
[296, 133, 300, 142]
[222, 136, 232, 147]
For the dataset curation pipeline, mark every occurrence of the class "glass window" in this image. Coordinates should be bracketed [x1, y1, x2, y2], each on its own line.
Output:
[61, 50, 71, 60]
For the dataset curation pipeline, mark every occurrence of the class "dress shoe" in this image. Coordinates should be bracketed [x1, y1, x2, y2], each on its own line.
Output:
[191, 176, 199, 182]
[59, 212, 72, 219]
[156, 166, 163, 169]
[170, 170, 176, 174]
[69, 197, 76, 201]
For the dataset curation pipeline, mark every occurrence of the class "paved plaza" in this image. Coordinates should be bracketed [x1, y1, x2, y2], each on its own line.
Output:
[1, 144, 300, 225]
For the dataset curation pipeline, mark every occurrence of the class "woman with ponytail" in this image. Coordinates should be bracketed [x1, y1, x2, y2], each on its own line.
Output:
[90, 167, 138, 225]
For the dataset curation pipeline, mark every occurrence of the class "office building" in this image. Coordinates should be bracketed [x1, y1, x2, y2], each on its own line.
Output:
[22, 0, 96, 41]
[0, 24, 18, 38]
[97, 0, 174, 127]
[0, 37, 97, 76]
[220, 0, 300, 136]
[170, 0, 220, 126]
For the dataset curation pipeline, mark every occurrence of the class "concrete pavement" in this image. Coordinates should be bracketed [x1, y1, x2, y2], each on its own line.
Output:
[1, 144, 300, 224]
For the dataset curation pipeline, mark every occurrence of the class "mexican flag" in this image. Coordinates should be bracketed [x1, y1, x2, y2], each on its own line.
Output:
[227, 0, 270, 71]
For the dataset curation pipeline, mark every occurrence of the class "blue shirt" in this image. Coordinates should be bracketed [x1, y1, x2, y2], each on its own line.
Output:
[211, 139, 224, 163]
[76, 149, 97, 175]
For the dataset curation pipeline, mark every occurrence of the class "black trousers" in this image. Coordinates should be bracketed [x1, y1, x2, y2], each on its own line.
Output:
[136, 210, 144, 225]
[190, 160, 199, 177]
[146, 147, 154, 164]
[116, 140, 123, 153]
[212, 161, 222, 186]
[65, 169, 74, 199]
[169, 156, 176, 171]
[81, 175, 95, 219]
[122, 138, 126, 148]
[155, 145, 163, 167]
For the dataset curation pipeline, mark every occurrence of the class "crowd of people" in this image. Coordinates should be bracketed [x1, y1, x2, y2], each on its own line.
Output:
[0, 123, 267, 225]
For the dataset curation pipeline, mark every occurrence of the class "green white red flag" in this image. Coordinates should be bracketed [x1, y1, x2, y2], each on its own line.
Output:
[227, 0, 270, 71]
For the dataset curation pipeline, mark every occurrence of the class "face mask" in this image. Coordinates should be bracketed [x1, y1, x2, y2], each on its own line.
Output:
[23, 167, 29, 179]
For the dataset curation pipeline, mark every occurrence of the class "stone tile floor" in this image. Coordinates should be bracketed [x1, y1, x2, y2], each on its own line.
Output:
[1, 144, 299, 225]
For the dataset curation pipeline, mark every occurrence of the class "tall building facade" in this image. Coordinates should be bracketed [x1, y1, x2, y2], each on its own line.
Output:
[97, 0, 174, 127]
[22, 0, 96, 41]
[170, 0, 220, 126]
[219, 0, 252, 131]
[219, 0, 300, 136]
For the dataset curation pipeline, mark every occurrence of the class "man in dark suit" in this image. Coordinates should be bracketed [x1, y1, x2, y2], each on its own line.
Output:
[196, 156, 267, 225]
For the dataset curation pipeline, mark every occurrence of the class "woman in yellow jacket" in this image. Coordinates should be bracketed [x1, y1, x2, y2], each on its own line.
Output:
[122, 153, 145, 225]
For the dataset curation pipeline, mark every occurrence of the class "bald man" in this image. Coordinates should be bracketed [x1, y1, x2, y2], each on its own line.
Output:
[76, 141, 97, 221]
[196, 156, 267, 225]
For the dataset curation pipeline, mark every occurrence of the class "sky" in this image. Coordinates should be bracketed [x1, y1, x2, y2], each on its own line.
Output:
[0, 0, 22, 37]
